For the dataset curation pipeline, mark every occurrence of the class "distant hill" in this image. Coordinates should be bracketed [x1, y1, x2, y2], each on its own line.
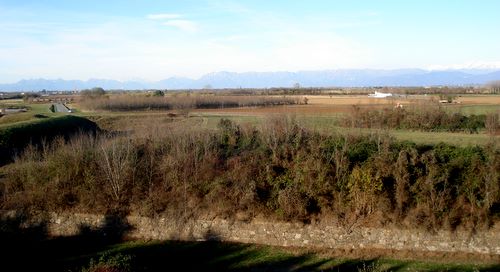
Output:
[1, 69, 500, 91]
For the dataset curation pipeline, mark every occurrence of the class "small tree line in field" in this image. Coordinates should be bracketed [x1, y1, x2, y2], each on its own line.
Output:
[341, 105, 500, 134]
[2, 117, 499, 231]
[80, 95, 300, 111]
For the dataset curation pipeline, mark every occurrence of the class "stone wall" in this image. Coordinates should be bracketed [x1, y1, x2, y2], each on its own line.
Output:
[6, 211, 500, 255]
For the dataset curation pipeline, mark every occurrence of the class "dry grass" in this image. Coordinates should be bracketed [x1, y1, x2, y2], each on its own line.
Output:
[455, 95, 500, 105]
[286, 94, 499, 106]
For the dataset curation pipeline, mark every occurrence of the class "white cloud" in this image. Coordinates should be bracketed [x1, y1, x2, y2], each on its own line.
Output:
[270, 35, 370, 71]
[0, 8, 371, 82]
[162, 20, 198, 32]
[146, 13, 199, 33]
[147, 13, 182, 20]
[0, 19, 372, 82]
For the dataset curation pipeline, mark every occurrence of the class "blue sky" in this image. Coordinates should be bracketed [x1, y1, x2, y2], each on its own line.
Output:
[1, 0, 499, 82]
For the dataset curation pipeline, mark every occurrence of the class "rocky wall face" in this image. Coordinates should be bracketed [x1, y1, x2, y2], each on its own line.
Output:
[5, 211, 500, 255]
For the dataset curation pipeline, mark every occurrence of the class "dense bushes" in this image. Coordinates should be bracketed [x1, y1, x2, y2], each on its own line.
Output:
[80, 95, 300, 112]
[341, 105, 496, 133]
[1, 117, 499, 231]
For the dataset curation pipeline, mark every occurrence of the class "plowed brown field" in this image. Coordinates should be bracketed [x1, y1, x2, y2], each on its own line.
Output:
[193, 95, 427, 116]
[455, 95, 500, 104]
[192, 95, 499, 116]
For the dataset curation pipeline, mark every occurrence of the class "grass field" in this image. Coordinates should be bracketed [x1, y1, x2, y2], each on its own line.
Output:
[0, 101, 58, 126]
[69, 240, 500, 271]
[2, 229, 498, 272]
[184, 94, 498, 146]
[2, 95, 497, 147]
[452, 104, 500, 115]
[173, 114, 494, 147]
[82, 110, 498, 147]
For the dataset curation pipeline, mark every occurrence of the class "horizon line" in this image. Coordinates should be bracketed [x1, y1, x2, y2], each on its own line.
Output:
[2, 67, 500, 84]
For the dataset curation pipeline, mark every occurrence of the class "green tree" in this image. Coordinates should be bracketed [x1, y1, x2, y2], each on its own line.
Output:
[152, 90, 165, 97]
[81, 87, 106, 98]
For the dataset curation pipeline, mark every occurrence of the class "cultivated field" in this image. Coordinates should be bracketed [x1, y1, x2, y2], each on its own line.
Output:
[455, 95, 500, 105]
[192, 94, 499, 115]
[1, 92, 498, 153]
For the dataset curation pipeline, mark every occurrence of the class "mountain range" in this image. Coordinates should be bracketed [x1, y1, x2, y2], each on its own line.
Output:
[1, 69, 500, 91]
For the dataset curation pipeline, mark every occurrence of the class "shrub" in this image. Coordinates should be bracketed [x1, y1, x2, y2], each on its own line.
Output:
[485, 111, 500, 135]
[82, 252, 133, 272]
[341, 105, 486, 133]
[1, 116, 499, 230]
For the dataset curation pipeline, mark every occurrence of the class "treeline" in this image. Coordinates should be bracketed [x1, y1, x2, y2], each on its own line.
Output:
[80, 95, 300, 111]
[215, 86, 497, 96]
[341, 105, 500, 134]
[1, 117, 498, 231]
[80, 87, 106, 98]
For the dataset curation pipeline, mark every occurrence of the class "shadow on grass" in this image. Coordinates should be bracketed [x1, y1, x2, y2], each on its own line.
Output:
[0, 211, 132, 271]
[1, 212, 500, 272]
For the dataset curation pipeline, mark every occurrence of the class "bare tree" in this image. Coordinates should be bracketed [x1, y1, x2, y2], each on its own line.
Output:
[99, 140, 135, 202]
[485, 111, 500, 135]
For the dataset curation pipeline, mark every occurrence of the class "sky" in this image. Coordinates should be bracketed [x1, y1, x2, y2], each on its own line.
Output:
[0, 0, 499, 83]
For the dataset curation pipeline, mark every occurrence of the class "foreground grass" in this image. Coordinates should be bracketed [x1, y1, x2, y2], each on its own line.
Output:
[82, 240, 500, 272]
[3, 233, 498, 272]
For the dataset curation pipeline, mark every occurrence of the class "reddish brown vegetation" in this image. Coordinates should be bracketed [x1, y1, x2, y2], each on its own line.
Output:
[1, 117, 499, 231]
[341, 104, 499, 134]
[80, 95, 300, 112]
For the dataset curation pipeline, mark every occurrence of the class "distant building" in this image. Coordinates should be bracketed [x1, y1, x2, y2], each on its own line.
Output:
[368, 91, 392, 98]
